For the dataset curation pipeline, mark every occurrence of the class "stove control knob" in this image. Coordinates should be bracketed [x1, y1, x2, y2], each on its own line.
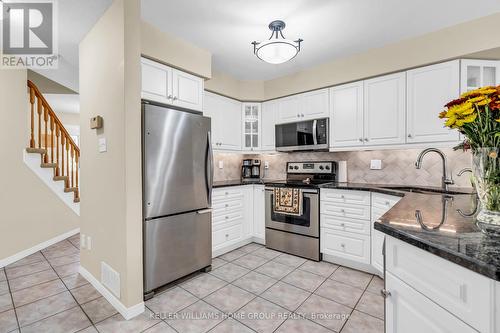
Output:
[289, 166, 293, 170]
[325, 165, 330, 170]
[294, 166, 299, 170]
[319, 166, 324, 170]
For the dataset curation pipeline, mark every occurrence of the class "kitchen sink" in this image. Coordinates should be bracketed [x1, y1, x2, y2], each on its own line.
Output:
[378, 186, 470, 195]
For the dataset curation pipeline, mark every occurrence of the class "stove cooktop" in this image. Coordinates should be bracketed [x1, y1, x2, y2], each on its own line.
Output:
[265, 180, 334, 188]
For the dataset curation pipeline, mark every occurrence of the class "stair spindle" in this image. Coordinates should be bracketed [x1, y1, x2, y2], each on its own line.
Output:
[61, 135, 65, 178]
[37, 97, 42, 149]
[65, 138, 69, 188]
[50, 116, 54, 163]
[55, 124, 60, 176]
[29, 87, 35, 148]
[70, 145, 74, 188]
[43, 104, 48, 163]
[75, 151, 79, 191]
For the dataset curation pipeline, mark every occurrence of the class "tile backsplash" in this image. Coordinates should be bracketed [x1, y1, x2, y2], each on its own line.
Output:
[214, 148, 473, 188]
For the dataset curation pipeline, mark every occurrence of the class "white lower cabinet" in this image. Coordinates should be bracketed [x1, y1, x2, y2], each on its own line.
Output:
[386, 272, 477, 333]
[371, 193, 402, 276]
[253, 185, 266, 243]
[211, 185, 265, 256]
[320, 189, 372, 269]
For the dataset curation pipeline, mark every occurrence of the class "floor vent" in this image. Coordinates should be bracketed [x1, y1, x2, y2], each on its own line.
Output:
[101, 261, 121, 298]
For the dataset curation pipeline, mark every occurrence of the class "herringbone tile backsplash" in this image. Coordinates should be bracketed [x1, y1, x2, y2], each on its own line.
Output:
[214, 148, 473, 188]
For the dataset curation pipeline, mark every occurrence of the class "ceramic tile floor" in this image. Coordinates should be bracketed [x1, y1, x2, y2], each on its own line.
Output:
[0, 235, 384, 333]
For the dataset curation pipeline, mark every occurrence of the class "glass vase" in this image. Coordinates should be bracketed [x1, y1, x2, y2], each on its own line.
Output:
[472, 148, 500, 227]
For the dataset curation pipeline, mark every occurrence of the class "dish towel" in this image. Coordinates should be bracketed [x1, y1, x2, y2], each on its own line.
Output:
[273, 188, 303, 216]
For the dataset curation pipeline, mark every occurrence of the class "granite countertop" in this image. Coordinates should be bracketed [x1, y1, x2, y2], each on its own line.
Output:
[213, 180, 499, 280]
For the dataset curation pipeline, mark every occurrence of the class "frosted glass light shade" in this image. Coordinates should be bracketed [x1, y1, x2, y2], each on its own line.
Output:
[255, 39, 299, 64]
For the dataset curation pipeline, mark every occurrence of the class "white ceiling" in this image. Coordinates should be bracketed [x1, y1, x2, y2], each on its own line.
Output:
[34, 0, 112, 92]
[142, 0, 500, 81]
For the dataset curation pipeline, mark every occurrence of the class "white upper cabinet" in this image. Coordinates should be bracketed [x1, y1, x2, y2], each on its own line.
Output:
[172, 69, 204, 111]
[276, 88, 329, 124]
[141, 57, 204, 111]
[406, 60, 460, 143]
[300, 88, 330, 120]
[460, 59, 500, 93]
[141, 58, 172, 104]
[203, 92, 241, 151]
[277, 95, 301, 123]
[242, 103, 261, 151]
[261, 100, 277, 151]
[363, 72, 406, 146]
[330, 82, 364, 148]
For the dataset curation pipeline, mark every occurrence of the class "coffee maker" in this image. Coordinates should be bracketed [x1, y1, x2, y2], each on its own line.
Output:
[242, 159, 261, 181]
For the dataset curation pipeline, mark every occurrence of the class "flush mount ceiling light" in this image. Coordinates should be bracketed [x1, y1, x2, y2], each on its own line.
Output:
[252, 20, 303, 65]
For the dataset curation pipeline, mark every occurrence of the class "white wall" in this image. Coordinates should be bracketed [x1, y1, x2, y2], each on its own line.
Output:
[0, 70, 79, 261]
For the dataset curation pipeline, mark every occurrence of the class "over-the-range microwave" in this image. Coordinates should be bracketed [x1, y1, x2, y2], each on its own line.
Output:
[275, 118, 329, 152]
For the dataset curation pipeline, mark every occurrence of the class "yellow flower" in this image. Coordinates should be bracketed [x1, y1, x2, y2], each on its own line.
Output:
[448, 102, 473, 115]
[455, 119, 465, 127]
[496, 118, 500, 123]
[462, 113, 477, 123]
[467, 96, 486, 103]
[475, 98, 491, 106]
[445, 115, 456, 127]
[460, 107, 475, 115]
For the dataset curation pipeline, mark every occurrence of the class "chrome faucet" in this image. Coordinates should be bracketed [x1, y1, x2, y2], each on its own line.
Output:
[415, 148, 454, 191]
[457, 168, 472, 177]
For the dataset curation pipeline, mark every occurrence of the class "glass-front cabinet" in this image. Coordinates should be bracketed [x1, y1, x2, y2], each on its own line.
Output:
[242, 103, 261, 151]
[460, 59, 500, 93]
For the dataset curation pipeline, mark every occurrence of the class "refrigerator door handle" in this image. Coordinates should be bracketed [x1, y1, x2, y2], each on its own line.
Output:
[197, 208, 213, 214]
[206, 131, 213, 205]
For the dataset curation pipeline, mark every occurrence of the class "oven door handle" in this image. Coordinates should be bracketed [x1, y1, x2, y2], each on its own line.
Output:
[312, 119, 318, 145]
[265, 187, 318, 194]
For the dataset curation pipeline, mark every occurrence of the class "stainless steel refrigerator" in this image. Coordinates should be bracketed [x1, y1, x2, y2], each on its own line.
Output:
[142, 102, 213, 297]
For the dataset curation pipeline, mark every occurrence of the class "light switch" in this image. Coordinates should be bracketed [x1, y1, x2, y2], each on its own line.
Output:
[218, 160, 224, 169]
[264, 161, 270, 169]
[98, 138, 107, 153]
[370, 159, 382, 170]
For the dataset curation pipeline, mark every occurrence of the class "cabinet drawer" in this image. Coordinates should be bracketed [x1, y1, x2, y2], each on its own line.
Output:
[321, 202, 371, 221]
[372, 193, 401, 210]
[386, 272, 477, 333]
[213, 224, 243, 248]
[321, 189, 371, 206]
[212, 198, 243, 216]
[386, 236, 492, 333]
[213, 211, 244, 230]
[321, 214, 370, 235]
[212, 187, 244, 202]
[320, 229, 370, 264]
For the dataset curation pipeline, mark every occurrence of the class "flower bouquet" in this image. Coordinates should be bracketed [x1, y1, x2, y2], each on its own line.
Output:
[440, 86, 500, 226]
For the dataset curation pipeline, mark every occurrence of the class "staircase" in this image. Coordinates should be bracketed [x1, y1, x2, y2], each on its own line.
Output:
[26, 80, 80, 203]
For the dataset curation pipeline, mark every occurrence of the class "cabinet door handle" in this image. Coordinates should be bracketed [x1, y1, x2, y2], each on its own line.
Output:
[225, 234, 229, 238]
[225, 204, 229, 207]
[340, 209, 345, 213]
[340, 243, 346, 248]
[340, 195, 345, 199]
[359, 138, 364, 142]
[380, 289, 392, 298]
[167, 94, 173, 100]
[340, 223, 345, 227]
[225, 192, 229, 195]
[173, 96, 178, 101]
[408, 134, 413, 138]
[385, 201, 390, 206]
[364, 138, 369, 142]
[225, 216, 228, 219]
[297, 114, 300, 118]
[301, 114, 305, 117]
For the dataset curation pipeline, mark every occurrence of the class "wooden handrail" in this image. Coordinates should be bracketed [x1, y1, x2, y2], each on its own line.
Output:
[27, 80, 80, 153]
[27, 80, 80, 200]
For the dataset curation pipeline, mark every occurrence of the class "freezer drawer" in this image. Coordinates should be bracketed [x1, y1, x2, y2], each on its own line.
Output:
[143, 209, 212, 293]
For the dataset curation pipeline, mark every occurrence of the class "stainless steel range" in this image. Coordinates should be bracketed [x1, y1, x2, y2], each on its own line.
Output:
[265, 161, 337, 261]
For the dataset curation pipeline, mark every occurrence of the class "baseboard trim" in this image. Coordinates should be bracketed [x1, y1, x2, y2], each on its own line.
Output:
[0, 228, 80, 268]
[212, 238, 253, 258]
[79, 266, 144, 320]
[322, 253, 378, 275]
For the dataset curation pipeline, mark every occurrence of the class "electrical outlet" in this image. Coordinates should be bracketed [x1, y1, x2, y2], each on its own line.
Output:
[264, 161, 270, 169]
[370, 159, 382, 170]
[87, 236, 92, 250]
[80, 234, 86, 249]
[218, 160, 224, 169]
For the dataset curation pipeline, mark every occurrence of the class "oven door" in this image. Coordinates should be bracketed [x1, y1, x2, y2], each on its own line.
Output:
[265, 188, 319, 237]
[275, 118, 329, 151]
